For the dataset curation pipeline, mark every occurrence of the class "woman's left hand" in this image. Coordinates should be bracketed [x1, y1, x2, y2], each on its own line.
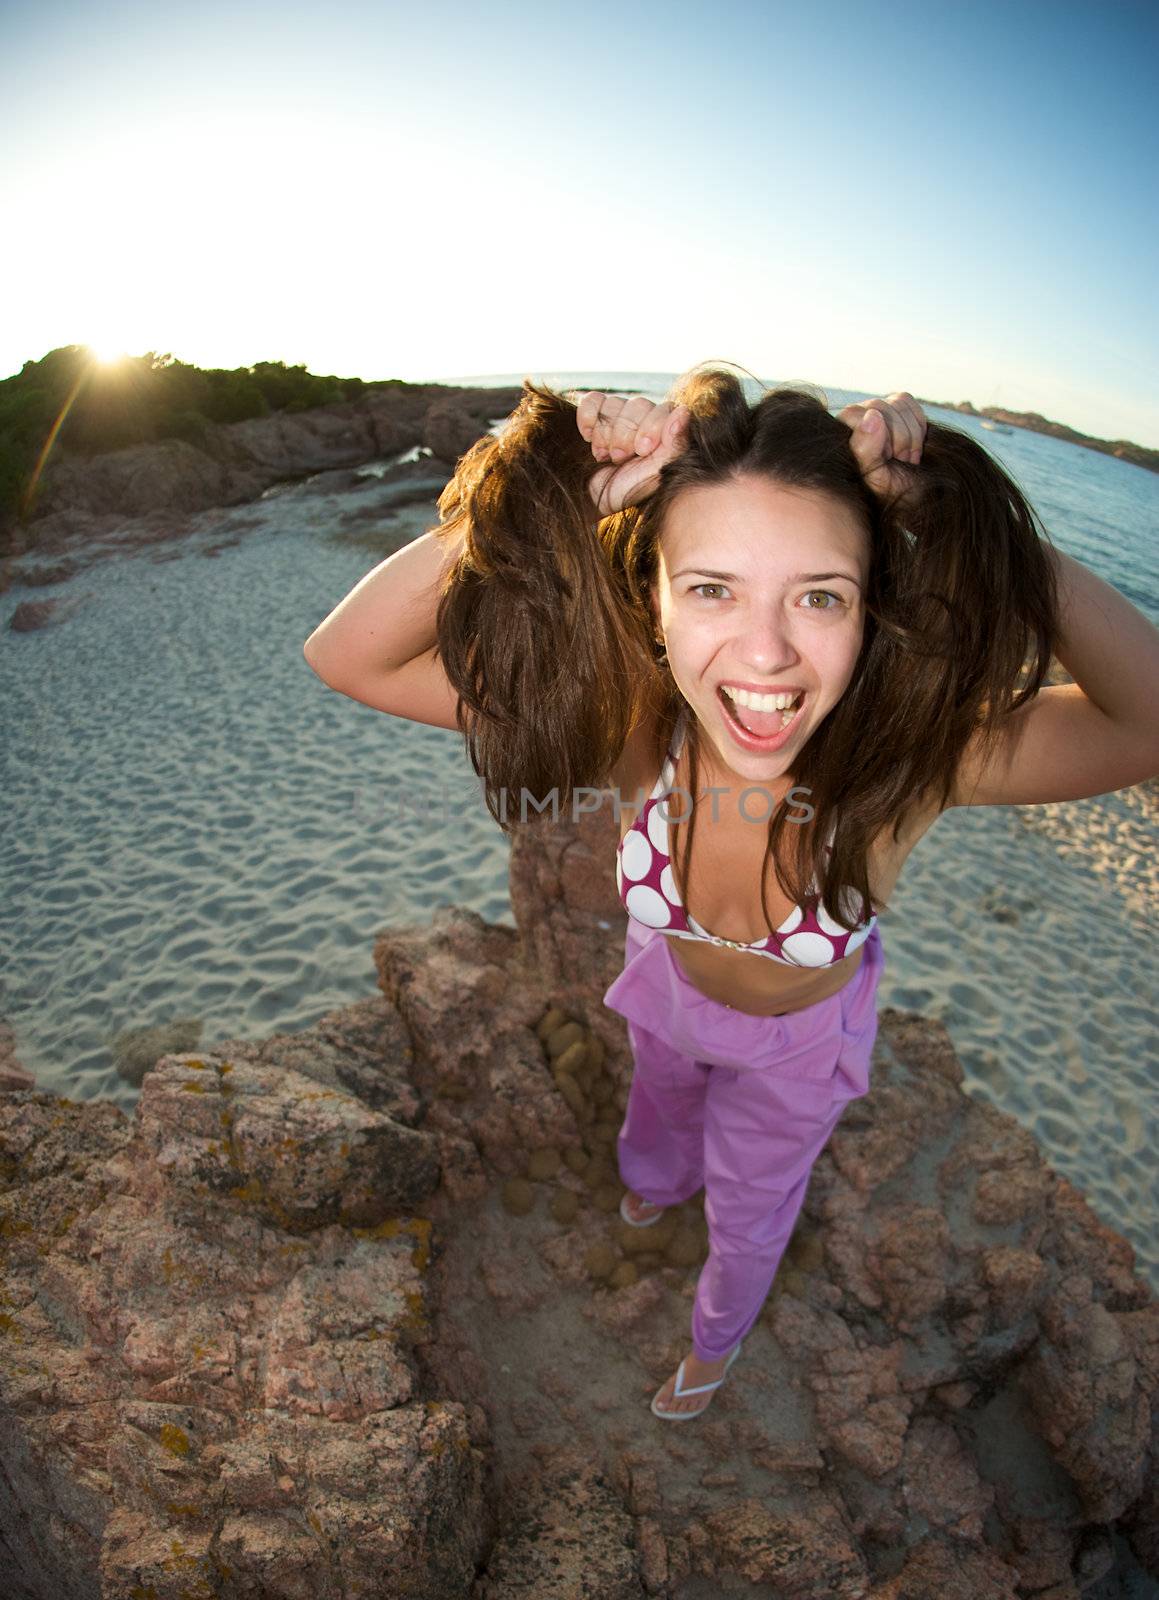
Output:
[837, 391, 928, 502]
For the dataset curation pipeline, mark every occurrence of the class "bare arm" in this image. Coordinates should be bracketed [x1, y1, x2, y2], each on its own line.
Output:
[303, 527, 466, 729]
[949, 547, 1159, 806]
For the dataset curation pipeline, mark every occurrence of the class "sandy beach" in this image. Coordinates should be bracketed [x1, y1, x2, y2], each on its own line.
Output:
[2, 440, 1156, 1300]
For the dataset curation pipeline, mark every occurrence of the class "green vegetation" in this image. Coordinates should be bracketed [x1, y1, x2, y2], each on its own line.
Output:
[0, 346, 387, 523]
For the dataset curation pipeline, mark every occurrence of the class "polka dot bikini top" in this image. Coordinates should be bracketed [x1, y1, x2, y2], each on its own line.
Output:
[615, 706, 877, 968]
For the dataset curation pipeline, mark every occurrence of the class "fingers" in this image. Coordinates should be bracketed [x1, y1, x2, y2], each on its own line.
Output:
[586, 404, 693, 516]
[872, 392, 927, 463]
[576, 392, 630, 451]
[576, 392, 676, 463]
[575, 391, 606, 440]
[590, 453, 663, 517]
[650, 403, 691, 466]
[842, 392, 928, 466]
[599, 397, 665, 462]
[588, 461, 616, 517]
[886, 391, 927, 463]
[858, 400, 914, 462]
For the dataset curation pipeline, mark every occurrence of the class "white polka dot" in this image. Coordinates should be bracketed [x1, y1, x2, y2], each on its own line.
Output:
[647, 800, 671, 853]
[686, 909, 711, 938]
[616, 854, 623, 896]
[625, 883, 675, 928]
[775, 904, 804, 935]
[659, 863, 680, 905]
[780, 930, 839, 967]
[815, 899, 849, 937]
[620, 829, 653, 881]
[842, 922, 872, 954]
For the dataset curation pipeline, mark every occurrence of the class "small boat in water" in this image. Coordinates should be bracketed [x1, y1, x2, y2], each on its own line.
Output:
[981, 419, 1014, 435]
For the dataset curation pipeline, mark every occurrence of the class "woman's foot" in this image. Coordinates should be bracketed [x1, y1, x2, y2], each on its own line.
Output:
[651, 1348, 735, 1418]
[622, 1191, 665, 1225]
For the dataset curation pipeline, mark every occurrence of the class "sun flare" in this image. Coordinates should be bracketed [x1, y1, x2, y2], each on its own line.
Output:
[87, 341, 128, 366]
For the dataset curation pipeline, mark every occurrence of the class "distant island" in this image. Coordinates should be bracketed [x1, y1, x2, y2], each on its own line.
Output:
[920, 397, 1159, 475]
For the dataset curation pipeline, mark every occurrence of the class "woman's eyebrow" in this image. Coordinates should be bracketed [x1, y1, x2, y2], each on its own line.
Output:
[671, 566, 862, 590]
[795, 570, 862, 589]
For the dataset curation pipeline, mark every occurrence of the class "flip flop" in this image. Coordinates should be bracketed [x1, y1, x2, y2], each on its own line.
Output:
[619, 1192, 665, 1228]
[650, 1342, 743, 1422]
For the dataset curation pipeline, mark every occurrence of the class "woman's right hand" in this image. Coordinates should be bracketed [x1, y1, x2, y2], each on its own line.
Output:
[575, 392, 691, 516]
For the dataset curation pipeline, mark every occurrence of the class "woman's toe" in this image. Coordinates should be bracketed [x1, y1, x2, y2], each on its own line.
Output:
[653, 1370, 708, 1415]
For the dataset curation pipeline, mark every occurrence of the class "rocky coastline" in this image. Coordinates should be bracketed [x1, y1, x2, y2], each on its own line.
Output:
[2, 379, 1156, 1594]
[921, 399, 1159, 475]
[2, 801, 1157, 1598]
[0, 379, 524, 621]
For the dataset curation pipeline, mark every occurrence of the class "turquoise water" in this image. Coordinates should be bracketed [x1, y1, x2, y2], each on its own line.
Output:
[1, 376, 1156, 1289]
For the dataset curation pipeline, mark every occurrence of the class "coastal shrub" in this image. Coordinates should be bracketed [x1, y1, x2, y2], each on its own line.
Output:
[0, 378, 60, 520]
[201, 370, 271, 424]
[164, 409, 213, 448]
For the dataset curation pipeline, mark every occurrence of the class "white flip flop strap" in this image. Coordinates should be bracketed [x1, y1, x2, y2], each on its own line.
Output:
[672, 1360, 725, 1398]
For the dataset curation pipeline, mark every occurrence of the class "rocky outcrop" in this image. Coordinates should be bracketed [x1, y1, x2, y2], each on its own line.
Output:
[0, 1019, 36, 1090]
[2, 804, 1157, 1597]
[924, 398, 1159, 475]
[0, 382, 523, 560]
[7, 592, 95, 631]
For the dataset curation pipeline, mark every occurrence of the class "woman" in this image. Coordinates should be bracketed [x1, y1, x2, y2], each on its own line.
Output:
[303, 369, 1159, 1421]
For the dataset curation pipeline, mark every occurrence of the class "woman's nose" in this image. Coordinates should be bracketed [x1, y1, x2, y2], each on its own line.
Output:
[735, 612, 799, 673]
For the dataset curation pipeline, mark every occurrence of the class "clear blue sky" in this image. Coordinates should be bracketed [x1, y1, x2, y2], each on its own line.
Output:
[2, 0, 1156, 444]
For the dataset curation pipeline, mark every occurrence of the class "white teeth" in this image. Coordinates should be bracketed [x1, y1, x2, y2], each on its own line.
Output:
[720, 686, 800, 713]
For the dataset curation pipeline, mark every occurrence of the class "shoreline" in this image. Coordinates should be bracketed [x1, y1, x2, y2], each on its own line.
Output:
[920, 395, 1159, 474]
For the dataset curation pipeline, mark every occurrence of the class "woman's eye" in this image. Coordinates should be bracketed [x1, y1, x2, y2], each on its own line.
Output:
[691, 583, 728, 600]
[802, 590, 841, 610]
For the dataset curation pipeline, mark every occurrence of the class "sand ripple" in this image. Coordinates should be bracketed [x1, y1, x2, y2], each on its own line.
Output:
[2, 473, 1155, 1293]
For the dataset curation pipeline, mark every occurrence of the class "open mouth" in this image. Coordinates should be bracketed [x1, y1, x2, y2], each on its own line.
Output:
[717, 686, 805, 746]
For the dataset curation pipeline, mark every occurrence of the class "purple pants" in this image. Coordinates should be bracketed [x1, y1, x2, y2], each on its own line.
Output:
[603, 918, 884, 1363]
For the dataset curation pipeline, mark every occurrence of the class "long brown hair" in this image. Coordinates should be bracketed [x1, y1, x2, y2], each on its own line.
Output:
[433, 370, 1060, 932]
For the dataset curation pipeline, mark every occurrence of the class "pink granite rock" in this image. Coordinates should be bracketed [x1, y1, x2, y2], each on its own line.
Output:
[8, 593, 92, 632]
[1, 802, 1157, 1596]
[19, 384, 522, 528]
[422, 397, 490, 467]
[2, 384, 524, 580]
[0, 1017, 483, 1598]
[0, 1017, 36, 1090]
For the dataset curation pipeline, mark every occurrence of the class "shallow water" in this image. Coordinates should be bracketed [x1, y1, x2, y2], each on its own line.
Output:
[2, 401, 1156, 1293]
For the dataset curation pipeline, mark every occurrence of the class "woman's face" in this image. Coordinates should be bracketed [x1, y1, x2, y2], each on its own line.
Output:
[651, 473, 870, 788]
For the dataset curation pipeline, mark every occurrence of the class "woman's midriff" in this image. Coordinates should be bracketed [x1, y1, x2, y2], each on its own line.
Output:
[617, 777, 884, 1016]
[613, 711, 945, 1018]
[666, 934, 867, 1017]
[614, 742, 941, 1017]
